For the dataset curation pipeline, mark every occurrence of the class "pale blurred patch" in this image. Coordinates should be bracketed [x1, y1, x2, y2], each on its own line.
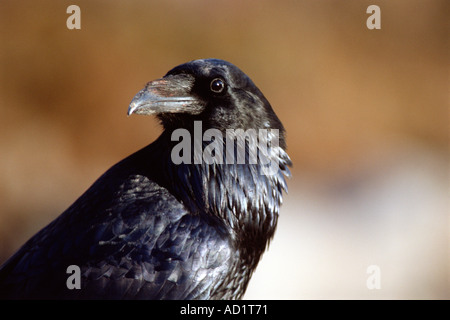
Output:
[245, 142, 448, 299]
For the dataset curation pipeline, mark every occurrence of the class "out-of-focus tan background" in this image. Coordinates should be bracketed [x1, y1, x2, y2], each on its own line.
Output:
[0, 0, 448, 299]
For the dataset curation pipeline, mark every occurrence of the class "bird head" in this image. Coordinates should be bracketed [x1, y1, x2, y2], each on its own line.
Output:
[128, 59, 286, 149]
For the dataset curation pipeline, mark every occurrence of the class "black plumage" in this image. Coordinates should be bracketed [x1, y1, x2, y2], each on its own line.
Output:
[0, 59, 291, 299]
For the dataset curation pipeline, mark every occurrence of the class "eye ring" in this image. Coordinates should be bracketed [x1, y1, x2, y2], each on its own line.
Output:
[210, 78, 225, 93]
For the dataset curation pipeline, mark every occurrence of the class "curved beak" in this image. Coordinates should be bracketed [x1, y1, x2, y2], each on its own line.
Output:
[128, 74, 203, 116]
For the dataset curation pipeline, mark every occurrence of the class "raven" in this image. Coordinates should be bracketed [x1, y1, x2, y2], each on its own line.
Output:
[0, 59, 291, 299]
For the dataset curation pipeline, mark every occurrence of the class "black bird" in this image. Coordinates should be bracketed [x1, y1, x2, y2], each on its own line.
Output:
[0, 59, 291, 299]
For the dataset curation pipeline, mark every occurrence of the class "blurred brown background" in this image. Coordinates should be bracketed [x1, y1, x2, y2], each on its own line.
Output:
[0, 0, 448, 299]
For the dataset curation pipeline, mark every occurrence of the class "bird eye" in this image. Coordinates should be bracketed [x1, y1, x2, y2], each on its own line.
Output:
[210, 78, 225, 93]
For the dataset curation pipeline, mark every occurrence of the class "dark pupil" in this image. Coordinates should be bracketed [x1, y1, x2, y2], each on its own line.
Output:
[211, 79, 224, 92]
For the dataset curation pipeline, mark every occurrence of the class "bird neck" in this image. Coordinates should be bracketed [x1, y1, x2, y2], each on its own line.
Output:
[155, 128, 291, 266]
